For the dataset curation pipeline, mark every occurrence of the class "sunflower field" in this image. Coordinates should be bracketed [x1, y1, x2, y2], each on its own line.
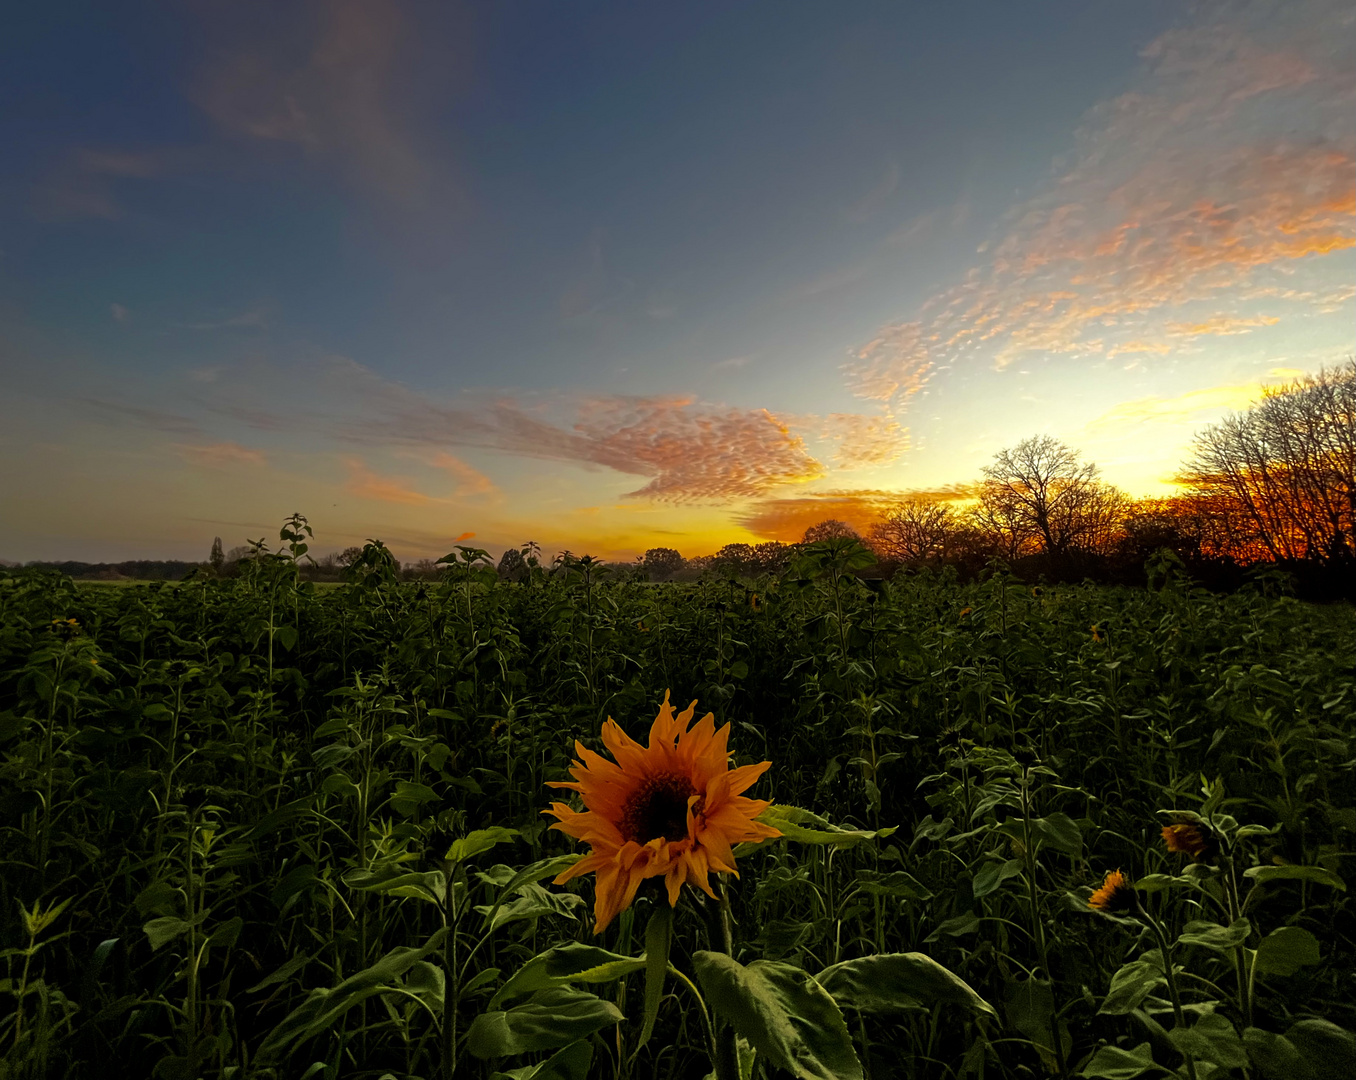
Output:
[2, 530, 1354, 1080]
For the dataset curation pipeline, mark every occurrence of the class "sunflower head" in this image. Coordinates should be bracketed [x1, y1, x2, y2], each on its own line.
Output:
[544, 691, 781, 933]
[1088, 869, 1139, 916]
[1162, 823, 1216, 860]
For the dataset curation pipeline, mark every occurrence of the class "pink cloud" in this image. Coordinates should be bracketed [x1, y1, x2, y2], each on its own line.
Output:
[177, 442, 267, 467]
[428, 452, 496, 496]
[846, 0, 1355, 404]
[343, 458, 431, 505]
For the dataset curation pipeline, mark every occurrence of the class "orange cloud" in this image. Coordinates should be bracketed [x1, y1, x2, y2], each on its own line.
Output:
[818, 413, 910, 468]
[1166, 315, 1281, 337]
[344, 458, 432, 505]
[847, 0, 1355, 403]
[176, 442, 267, 467]
[429, 452, 496, 496]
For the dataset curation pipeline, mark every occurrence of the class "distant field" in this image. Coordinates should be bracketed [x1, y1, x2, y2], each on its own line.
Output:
[4, 549, 1354, 1079]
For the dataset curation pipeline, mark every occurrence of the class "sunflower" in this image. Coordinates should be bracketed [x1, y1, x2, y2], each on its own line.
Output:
[1088, 869, 1138, 915]
[1162, 823, 1216, 860]
[544, 691, 781, 933]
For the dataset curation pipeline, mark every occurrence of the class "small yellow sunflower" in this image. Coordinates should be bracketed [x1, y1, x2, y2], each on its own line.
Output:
[1088, 869, 1138, 915]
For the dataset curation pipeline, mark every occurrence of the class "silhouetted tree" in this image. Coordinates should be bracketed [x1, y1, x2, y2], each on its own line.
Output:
[208, 537, 224, 575]
[976, 436, 1126, 561]
[802, 519, 861, 544]
[642, 547, 685, 580]
[497, 547, 528, 582]
[1178, 361, 1356, 567]
[713, 543, 756, 576]
[869, 501, 957, 565]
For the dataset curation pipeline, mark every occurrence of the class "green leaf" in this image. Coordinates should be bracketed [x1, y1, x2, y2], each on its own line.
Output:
[1099, 960, 1164, 1016]
[257, 928, 447, 1061]
[488, 1039, 593, 1080]
[639, 904, 673, 1050]
[446, 827, 520, 864]
[143, 916, 199, 952]
[815, 952, 996, 1018]
[1243, 1027, 1312, 1080]
[1168, 1012, 1247, 1070]
[1177, 917, 1251, 951]
[1031, 812, 1083, 857]
[692, 951, 863, 1080]
[1245, 865, 1345, 890]
[973, 858, 1025, 898]
[345, 868, 446, 906]
[1004, 977, 1069, 1072]
[1285, 1019, 1356, 1076]
[490, 944, 645, 1009]
[477, 883, 586, 931]
[1252, 926, 1321, 977]
[752, 805, 896, 849]
[390, 780, 437, 818]
[206, 916, 243, 949]
[1077, 1042, 1158, 1079]
[467, 987, 624, 1059]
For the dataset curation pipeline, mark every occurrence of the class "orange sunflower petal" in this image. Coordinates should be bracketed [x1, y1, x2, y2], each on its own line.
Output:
[542, 691, 778, 934]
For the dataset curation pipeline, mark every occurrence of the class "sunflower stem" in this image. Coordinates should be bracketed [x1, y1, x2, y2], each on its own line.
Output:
[709, 883, 740, 1080]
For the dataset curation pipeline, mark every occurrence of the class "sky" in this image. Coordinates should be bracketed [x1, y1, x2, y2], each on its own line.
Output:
[1, 0, 1353, 564]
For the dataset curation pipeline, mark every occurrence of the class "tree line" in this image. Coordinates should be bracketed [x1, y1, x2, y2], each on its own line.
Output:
[643, 362, 1356, 597]
[14, 362, 1353, 596]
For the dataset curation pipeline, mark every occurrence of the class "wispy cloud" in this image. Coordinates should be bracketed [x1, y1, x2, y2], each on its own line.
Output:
[203, 357, 828, 503]
[176, 441, 267, 467]
[1166, 314, 1280, 337]
[1082, 381, 1274, 434]
[428, 452, 496, 497]
[343, 458, 433, 505]
[33, 147, 163, 221]
[845, 0, 1355, 409]
[110, 303, 130, 323]
[194, 0, 437, 207]
[841, 163, 901, 224]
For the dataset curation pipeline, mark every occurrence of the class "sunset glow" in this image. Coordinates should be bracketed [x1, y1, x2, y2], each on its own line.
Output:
[2, 0, 1352, 563]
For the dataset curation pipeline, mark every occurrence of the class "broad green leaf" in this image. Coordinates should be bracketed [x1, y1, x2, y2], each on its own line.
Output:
[815, 952, 996, 1018]
[751, 805, 896, 848]
[1245, 865, 1345, 890]
[1243, 1027, 1311, 1080]
[390, 780, 437, 818]
[1004, 977, 1069, 1072]
[1078, 1042, 1158, 1079]
[1168, 1012, 1247, 1070]
[692, 951, 863, 1080]
[467, 987, 624, 1059]
[1252, 926, 1321, 977]
[489, 1038, 593, 1080]
[490, 944, 645, 1009]
[207, 916, 243, 949]
[477, 883, 586, 931]
[143, 915, 202, 952]
[446, 827, 520, 864]
[1285, 1018, 1356, 1076]
[1178, 918, 1251, 951]
[973, 858, 1025, 898]
[1099, 960, 1164, 1016]
[639, 904, 673, 1050]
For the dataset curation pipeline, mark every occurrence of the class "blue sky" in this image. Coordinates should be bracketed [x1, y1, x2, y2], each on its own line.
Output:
[2, 0, 1352, 562]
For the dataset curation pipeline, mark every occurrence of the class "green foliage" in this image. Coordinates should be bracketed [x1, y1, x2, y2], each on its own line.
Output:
[1, 522, 1354, 1078]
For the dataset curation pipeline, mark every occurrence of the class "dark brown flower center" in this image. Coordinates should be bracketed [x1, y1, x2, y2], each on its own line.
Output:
[620, 773, 696, 844]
